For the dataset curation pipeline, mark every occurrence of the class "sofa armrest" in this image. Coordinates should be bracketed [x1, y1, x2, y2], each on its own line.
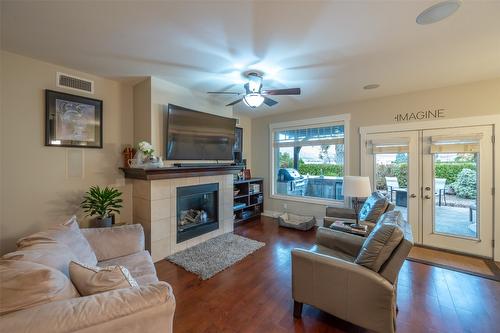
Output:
[81, 224, 145, 261]
[291, 249, 395, 331]
[316, 227, 365, 257]
[0, 282, 175, 333]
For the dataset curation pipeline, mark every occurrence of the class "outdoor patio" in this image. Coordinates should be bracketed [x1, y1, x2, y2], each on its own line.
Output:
[395, 197, 477, 238]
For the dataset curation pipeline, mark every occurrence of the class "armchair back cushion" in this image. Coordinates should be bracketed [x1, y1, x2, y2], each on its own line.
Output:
[0, 259, 79, 315]
[16, 216, 97, 266]
[355, 222, 404, 272]
[358, 192, 389, 222]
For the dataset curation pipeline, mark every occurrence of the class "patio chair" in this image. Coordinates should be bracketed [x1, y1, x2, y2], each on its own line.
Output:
[435, 178, 447, 206]
[385, 177, 401, 202]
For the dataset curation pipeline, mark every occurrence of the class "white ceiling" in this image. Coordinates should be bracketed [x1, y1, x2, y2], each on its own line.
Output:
[2, 1, 500, 118]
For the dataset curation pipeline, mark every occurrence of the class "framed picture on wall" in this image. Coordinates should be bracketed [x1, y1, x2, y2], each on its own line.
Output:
[233, 127, 243, 163]
[45, 90, 103, 148]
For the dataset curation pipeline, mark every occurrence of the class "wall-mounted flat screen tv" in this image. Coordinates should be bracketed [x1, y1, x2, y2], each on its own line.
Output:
[165, 104, 236, 160]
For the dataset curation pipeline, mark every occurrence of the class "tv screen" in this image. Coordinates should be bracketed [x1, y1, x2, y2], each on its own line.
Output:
[165, 104, 236, 160]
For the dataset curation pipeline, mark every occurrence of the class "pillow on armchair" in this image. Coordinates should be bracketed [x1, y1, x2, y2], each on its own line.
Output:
[359, 192, 389, 223]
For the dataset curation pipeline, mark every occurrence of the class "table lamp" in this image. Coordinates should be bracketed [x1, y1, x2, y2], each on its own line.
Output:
[342, 176, 372, 230]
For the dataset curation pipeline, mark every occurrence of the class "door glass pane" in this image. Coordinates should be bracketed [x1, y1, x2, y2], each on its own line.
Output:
[375, 153, 408, 221]
[433, 153, 478, 238]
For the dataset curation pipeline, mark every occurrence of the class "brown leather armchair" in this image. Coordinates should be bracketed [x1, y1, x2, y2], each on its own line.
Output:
[291, 217, 413, 333]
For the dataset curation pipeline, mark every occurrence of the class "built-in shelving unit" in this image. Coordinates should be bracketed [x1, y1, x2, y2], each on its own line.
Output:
[233, 178, 264, 225]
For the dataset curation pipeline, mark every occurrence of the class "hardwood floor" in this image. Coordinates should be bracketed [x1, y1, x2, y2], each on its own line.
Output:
[155, 217, 500, 333]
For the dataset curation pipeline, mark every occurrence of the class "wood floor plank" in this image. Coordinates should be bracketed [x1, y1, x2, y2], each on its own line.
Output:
[155, 217, 500, 333]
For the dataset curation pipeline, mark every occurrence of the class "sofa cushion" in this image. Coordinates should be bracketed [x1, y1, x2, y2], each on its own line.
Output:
[1, 243, 78, 277]
[98, 250, 159, 285]
[358, 192, 389, 222]
[69, 261, 138, 296]
[0, 259, 79, 315]
[17, 216, 98, 266]
[355, 222, 404, 272]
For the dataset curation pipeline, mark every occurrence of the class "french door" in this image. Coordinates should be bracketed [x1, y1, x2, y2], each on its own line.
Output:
[364, 125, 494, 258]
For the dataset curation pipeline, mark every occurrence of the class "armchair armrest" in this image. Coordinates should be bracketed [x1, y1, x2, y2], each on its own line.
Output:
[316, 227, 364, 257]
[291, 249, 395, 332]
[324, 207, 357, 227]
[0, 282, 175, 333]
[81, 224, 145, 261]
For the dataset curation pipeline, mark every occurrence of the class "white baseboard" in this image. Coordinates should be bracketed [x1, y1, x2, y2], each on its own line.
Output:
[262, 210, 281, 218]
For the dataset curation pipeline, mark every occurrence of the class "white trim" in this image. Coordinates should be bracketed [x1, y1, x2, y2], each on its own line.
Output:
[262, 210, 282, 218]
[269, 114, 350, 208]
[360, 114, 500, 261]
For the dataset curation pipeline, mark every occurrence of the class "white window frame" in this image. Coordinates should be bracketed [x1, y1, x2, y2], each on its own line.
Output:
[269, 114, 350, 207]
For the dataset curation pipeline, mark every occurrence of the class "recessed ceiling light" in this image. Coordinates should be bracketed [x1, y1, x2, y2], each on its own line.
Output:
[363, 84, 380, 90]
[416, 1, 461, 25]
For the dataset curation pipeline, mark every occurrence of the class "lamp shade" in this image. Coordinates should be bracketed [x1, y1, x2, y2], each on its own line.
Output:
[342, 176, 372, 198]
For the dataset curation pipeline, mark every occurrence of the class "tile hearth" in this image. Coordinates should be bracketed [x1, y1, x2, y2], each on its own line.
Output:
[132, 175, 234, 262]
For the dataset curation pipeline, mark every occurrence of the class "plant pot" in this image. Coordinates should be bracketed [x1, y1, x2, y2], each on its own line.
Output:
[94, 216, 113, 228]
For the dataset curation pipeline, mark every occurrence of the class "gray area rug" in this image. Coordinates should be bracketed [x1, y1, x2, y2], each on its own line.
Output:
[167, 233, 265, 280]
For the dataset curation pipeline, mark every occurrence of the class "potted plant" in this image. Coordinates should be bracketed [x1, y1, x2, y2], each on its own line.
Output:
[81, 186, 123, 228]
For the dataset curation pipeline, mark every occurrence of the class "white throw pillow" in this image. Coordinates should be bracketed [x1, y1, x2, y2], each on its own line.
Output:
[69, 261, 138, 296]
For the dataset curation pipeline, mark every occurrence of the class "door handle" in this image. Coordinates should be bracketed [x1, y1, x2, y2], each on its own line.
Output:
[410, 193, 417, 198]
[424, 195, 431, 199]
[425, 186, 431, 191]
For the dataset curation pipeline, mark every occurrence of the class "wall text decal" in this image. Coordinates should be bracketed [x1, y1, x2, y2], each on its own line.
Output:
[394, 109, 445, 122]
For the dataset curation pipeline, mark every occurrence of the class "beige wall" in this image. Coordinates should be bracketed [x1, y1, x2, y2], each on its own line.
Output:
[133, 77, 253, 167]
[251, 78, 500, 219]
[0, 51, 134, 254]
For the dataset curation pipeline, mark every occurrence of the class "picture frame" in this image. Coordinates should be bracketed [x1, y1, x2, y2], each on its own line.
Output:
[45, 89, 103, 148]
[233, 127, 243, 163]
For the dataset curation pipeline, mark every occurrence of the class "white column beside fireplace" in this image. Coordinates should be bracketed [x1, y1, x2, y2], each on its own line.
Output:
[131, 173, 234, 262]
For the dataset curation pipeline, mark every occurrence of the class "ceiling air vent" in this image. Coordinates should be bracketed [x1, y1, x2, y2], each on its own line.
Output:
[56, 72, 94, 94]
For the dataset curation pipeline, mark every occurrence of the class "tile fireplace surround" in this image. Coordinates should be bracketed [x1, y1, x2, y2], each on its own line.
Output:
[132, 174, 234, 262]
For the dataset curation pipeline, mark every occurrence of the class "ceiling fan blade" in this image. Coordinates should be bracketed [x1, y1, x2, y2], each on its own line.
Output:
[263, 97, 278, 107]
[226, 98, 243, 106]
[262, 88, 301, 95]
[207, 91, 242, 95]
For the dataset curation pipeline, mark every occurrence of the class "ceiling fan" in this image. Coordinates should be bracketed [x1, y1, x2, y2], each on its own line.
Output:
[207, 72, 301, 108]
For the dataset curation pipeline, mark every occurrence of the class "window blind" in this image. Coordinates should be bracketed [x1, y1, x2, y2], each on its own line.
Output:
[273, 124, 344, 148]
[430, 134, 482, 153]
[369, 138, 410, 154]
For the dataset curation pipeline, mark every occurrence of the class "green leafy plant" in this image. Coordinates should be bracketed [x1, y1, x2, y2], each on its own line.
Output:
[452, 169, 477, 199]
[81, 186, 123, 218]
[298, 164, 344, 177]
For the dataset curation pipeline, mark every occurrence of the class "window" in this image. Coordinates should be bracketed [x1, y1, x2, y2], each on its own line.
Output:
[270, 115, 349, 205]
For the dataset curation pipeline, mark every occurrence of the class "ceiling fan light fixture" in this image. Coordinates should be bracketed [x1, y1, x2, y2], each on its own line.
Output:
[416, 1, 461, 25]
[243, 93, 264, 108]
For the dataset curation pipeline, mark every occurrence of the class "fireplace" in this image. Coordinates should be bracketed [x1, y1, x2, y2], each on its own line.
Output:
[176, 183, 219, 243]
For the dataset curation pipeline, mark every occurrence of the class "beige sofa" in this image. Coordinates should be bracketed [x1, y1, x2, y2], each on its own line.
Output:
[0, 219, 175, 333]
[292, 211, 413, 333]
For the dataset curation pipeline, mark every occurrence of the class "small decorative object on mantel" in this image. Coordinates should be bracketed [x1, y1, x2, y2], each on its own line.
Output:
[122, 146, 135, 168]
[129, 141, 164, 169]
[243, 169, 252, 180]
[81, 186, 123, 228]
[45, 90, 103, 148]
